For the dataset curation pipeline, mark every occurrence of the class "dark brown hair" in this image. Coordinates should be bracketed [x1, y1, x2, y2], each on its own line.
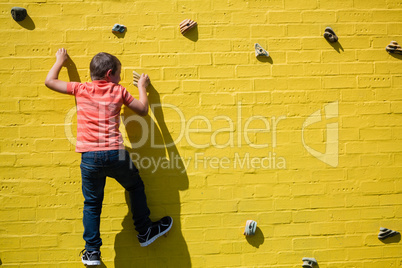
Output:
[90, 52, 121, 81]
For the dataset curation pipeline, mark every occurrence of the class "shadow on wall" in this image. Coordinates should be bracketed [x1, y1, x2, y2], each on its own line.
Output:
[66, 56, 81, 82]
[245, 227, 264, 248]
[380, 233, 401, 244]
[330, 41, 344, 53]
[114, 84, 191, 267]
[183, 24, 198, 42]
[16, 14, 35, 30]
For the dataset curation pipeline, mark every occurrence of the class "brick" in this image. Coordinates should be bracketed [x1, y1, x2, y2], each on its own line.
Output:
[340, 63, 374, 74]
[357, 49, 388, 61]
[138, 26, 175, 41]
[363, 260, 398, 268]
[231, 11, 267, 25]
[268, 11, 301, 23]
[311, 222, 345, 235]
[304, 63, 339, 76]
[341, 90, 375, 102]
[275, 197, 310, 210]
[183, 80, 216, 92]
[302, 11, 336, 23]
[311, 196, 345, 209]
[360, 181, 395, 195]
[214, 25, 250, 39]
[258, 211, 292, 224]
[163, 67, 198, 80]
[338, 11, 373, 22]
[141, 54, 178, 67]
[357, 102, 391, 114]
[213, 52, 248, 65]
[319, 0, 353, 9]
[196, 40, 231, 52]
[162, 94, 200, 107]
[360, 128, 392, 141]
[0, 58, 30, 70]
[178, 53, 212, 66]
[284, 0, 317, 9]
[272, 64, 305, 76]
[62, 3, 102, 15]
[217, 79, 252, 92]
[375, 62, 402, 74]
[348, 247, 383, 260]
[287, 51, 321, 63]
[274, 223, 310, 237]
[355, 23, 387, 35]
[293, 237, 327, 250]
[199, 65, 234, 78]
[342, 37, 371, 49]
[301, 37, 333, 49]
[288, 24, 321, 37]
[387, 23, 402, 35]
[288, 77, 321, 90]
[236, 65, 271, 78]
[322, 50, 356, 63]
[159, 40, 195, 53]
[247, 0, 283, 9]
[324, 76, 356, 89]
[268, 38, 301, 50]
[251, 25, 286, 38]
[358, 75, 391, 88]
[201, 93, 235, 105]
[198, 12, 231, 24]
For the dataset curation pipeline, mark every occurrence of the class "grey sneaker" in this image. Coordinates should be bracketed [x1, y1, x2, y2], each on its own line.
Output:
[80, 249, 101, 266]
[137, 216, 173, 247]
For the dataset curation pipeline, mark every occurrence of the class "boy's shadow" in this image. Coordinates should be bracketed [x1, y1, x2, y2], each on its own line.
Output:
[114, 85, 191, 267]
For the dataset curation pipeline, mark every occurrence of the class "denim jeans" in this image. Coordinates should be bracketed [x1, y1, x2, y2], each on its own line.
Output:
[80, 149, 152, 251]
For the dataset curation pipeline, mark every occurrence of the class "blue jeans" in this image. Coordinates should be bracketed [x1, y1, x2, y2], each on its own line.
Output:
[80, 149, 152, 251]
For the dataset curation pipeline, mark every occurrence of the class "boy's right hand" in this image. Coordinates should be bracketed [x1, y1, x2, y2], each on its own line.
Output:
[55, 48, 68, 64]
[138, 74, 150, 89]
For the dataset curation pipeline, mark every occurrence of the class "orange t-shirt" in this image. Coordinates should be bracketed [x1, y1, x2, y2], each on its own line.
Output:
[67, 81, 134, 153]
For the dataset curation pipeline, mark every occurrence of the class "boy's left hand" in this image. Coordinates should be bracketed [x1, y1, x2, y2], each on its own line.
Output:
[56, 48, 68, 64]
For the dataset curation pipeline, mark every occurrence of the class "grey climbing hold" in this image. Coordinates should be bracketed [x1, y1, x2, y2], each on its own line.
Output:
[302, 258, 317, 268]
[255, 43, 269, 57]
[323, 27, 338, 43]
[112, 24, 126, 33]
[11, 7, 27, 22]
[386, 41, 402, 55]
[179, 19, 197, 35]
[378, 227, 400, 240]
[133, 70, 140, 87]
[244, 220, 257, 236]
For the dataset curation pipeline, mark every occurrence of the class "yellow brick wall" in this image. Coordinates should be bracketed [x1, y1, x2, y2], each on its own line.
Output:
[1, 0, 401, 267]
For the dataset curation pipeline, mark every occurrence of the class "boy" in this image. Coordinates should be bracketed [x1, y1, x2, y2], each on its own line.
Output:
[45, 48, 172, 266]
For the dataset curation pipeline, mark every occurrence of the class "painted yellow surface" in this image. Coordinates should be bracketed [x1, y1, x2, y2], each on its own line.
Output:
[1, 0, 401, 267]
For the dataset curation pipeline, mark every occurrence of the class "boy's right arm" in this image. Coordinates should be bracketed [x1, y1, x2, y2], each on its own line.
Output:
[127, 73, 150, 116]
[45, 48, 69, 94]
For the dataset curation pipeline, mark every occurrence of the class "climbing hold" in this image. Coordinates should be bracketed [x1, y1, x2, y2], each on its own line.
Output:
[255, 43, 269, 57]
[244, 220, 257, 236]
[323, 27, 338, 43]
[179, 19, 197, 35]
[378, 227, 400, 240]
[11, 7, 27, 22]
[133, 71, 140, 87]
[385, 41, 402, 55]
[112, 24, 126, 33]
[302, 258, 317, 268]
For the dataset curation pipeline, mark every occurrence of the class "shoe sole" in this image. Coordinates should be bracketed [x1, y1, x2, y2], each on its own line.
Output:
[82, 259, 101, 266]
[140, 217, 173, 247]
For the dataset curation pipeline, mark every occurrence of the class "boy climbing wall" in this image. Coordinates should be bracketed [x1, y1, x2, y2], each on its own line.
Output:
[45, 48, 172, 266]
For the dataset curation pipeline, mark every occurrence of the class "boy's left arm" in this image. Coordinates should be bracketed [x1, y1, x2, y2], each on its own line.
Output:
[45, 48, 69, 94]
